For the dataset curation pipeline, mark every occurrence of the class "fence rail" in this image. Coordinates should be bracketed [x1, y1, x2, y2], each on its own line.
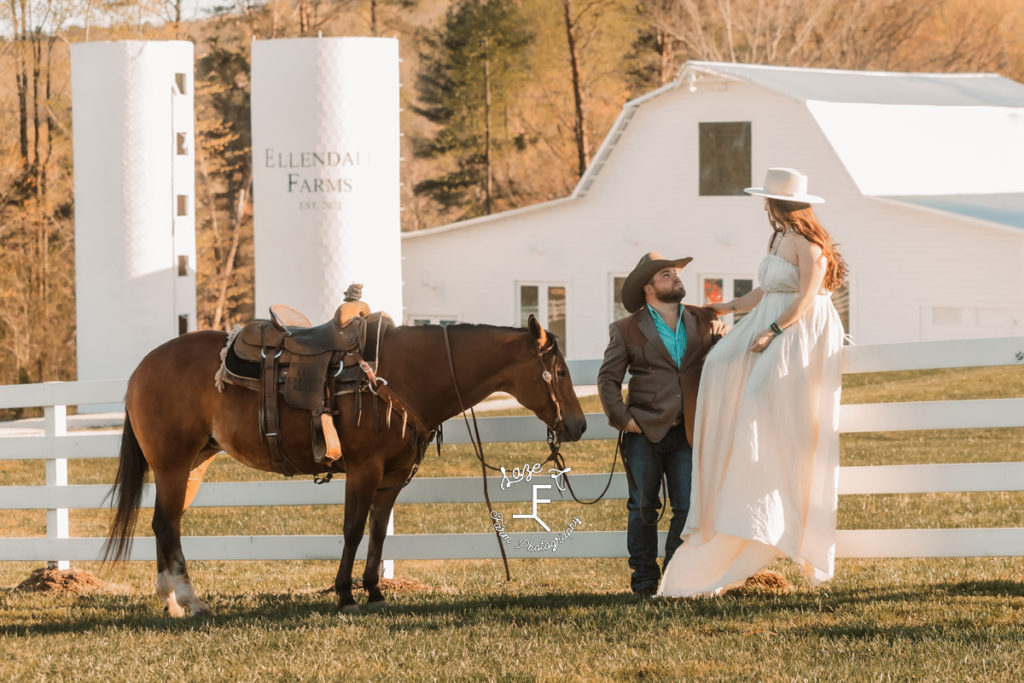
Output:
[1, 336, 1022, 565]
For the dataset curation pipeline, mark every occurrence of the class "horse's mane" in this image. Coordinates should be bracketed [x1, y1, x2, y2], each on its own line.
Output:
[393, 322, 562, 350]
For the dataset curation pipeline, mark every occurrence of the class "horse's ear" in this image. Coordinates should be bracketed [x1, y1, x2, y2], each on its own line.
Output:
[528, 314, 548, 347]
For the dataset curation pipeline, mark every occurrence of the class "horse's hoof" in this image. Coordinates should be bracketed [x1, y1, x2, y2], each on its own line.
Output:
[339, 603, 360, 615]
[366, 588, 385, 604]
[163, 605, 185, 618]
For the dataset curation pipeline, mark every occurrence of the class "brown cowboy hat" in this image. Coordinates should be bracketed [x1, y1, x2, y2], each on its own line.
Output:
[621, 251, 693, 314]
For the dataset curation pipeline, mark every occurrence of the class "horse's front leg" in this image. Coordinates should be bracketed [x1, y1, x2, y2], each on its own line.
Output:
[363, 484, 403, 605]
[334, 467, 380, 614]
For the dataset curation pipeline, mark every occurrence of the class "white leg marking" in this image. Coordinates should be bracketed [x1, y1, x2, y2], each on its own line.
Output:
[156, 570, 184, 617]
[171, 573, 213, 617]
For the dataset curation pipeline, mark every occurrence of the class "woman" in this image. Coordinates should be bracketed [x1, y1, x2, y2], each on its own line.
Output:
[658, 167, 847, 597]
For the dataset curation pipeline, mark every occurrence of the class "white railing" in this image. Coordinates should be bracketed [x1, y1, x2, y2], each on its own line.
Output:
[1, 337, 1022, 565]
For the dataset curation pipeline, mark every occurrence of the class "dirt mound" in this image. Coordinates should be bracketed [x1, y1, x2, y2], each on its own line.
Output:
[733, 570, 793, 595]
[14, 568, 115, 594]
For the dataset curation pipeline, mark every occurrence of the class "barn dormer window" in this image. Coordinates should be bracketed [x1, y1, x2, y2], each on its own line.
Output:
[699, 122, 751, 196]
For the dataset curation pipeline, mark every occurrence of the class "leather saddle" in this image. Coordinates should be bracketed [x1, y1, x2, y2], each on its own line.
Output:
[232, 300, 370, 362]
[219, 300, 393, 476]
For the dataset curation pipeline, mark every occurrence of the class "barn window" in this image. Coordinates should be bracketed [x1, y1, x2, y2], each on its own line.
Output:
[518, 283, 567, 342]
[699, 122, 751, 196]
[175, 73, 188, 95]
[176, 132, 188, 155]
[701, 274, 754, 325]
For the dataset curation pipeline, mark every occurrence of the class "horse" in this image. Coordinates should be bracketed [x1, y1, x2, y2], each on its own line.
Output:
[102, 315, 587, 616]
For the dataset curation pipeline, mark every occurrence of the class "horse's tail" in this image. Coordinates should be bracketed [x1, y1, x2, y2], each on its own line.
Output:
[102, 412, 149, 563]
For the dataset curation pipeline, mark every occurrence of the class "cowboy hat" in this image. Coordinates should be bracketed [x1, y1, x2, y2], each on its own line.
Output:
[744, 167, 824, 204]
[621, 252, 693, 314]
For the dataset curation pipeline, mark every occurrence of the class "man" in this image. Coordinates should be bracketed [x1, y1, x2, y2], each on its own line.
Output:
[598, 252, 727, 596]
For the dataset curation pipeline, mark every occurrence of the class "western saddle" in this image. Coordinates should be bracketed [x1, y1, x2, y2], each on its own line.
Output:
[215, 284, 396, 476]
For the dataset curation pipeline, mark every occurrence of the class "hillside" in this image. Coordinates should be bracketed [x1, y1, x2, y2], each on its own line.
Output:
[0, 0, 1022, 388]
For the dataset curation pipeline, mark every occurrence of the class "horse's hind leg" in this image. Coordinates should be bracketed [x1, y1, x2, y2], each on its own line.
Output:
[363, 485, 403, 605]
[152, 452, 217, 618]
[153, 503, 186, 617]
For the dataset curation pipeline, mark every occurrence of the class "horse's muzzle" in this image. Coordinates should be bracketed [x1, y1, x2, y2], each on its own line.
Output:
[559, 414, 587, 442]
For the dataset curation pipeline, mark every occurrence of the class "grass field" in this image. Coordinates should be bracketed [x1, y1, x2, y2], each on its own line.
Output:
[1, 365, 1023, 681]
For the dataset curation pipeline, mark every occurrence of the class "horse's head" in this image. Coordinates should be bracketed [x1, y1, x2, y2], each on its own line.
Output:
[511, 315, 587, 443]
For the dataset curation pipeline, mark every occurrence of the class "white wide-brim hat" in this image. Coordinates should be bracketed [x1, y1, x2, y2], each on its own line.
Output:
[744, 167, 824, 204]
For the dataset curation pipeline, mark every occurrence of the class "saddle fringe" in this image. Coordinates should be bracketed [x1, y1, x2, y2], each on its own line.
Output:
[214, 325, 244, 393]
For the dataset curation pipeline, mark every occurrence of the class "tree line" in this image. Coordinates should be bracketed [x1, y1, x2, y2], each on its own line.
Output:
[0, 0, 1021, 401]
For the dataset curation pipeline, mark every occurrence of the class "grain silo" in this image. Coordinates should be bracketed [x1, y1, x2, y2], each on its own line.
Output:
[250, 37, 403, 324]
[71, 41, 197, 382]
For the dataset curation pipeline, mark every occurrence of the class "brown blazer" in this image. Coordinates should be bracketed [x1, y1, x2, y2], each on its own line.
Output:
[598, 305, 727, 445]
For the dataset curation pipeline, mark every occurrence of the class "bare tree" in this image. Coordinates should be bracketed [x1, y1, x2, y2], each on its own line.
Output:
[561, 0, 589, 178]
[635, 0, 937, 71]
[813, 0, 932, 70]
[910, 0, 1021, 75]
[636, 0, 829, 65]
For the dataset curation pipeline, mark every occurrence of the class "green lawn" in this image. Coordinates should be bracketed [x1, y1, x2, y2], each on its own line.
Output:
[1, 365, 1022, 681]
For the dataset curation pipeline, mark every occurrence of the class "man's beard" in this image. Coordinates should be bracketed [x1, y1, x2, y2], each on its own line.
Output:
[657, 285, 685, 304]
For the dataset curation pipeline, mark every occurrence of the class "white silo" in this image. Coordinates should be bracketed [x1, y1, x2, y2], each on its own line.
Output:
[71, 41, 197, 383]
[250, 37, 403, 324]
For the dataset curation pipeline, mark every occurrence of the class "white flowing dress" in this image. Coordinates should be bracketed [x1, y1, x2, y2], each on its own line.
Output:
[658, 254, 844, 597]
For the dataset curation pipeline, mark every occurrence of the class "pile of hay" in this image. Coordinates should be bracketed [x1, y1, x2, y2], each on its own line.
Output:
[732, 570, 793, 595]
[14, 568, 114, 594]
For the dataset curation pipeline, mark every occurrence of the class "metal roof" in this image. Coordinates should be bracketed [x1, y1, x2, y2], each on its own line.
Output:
[403, 62, 1024, 236]
[875, 193, 1024, 232]
[684, 62, 1024, 106]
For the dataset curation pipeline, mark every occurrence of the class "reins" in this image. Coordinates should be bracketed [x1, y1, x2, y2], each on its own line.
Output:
[542, 431, 618, 508]
[442, 325, 511, 580]
[532, 336, 618, 509]
[441, 326, 621, 582]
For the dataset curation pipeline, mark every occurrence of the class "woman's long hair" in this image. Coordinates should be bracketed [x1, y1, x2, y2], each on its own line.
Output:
[767, 198, 847, 291]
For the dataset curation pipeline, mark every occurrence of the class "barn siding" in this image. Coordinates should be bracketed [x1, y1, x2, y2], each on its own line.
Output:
[403, 75, 1024, 358]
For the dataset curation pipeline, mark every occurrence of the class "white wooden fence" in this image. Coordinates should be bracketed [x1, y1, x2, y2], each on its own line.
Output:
[1, 336, 1022, 568]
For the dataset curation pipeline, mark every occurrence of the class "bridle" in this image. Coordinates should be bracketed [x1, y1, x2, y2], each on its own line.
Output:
[526, 336, 623, 512]
[441, 326, 566, 451]
[535, 336, 566, 445]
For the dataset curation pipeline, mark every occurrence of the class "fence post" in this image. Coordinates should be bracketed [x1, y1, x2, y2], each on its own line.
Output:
[44, 404, 69, 571]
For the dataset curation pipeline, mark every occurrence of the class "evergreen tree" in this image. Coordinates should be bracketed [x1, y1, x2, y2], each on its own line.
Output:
[412, 0, 535, 220]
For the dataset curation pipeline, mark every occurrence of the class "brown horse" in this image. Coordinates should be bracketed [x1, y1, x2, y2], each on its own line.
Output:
[103, 316, 586, 616]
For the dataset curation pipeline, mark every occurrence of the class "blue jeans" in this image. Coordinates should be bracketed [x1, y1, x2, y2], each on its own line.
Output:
[623, 424, 692, 593]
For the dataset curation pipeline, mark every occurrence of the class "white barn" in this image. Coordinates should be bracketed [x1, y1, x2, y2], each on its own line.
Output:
[401, 61, 1024, 360]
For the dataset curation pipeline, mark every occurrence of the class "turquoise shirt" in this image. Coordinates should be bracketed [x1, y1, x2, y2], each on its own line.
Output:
[646, 304, 687, 368]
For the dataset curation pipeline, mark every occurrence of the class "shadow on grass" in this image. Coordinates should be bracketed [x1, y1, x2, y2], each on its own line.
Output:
[939, 579, 1024, 597]
[3, 577, 1022, 638]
